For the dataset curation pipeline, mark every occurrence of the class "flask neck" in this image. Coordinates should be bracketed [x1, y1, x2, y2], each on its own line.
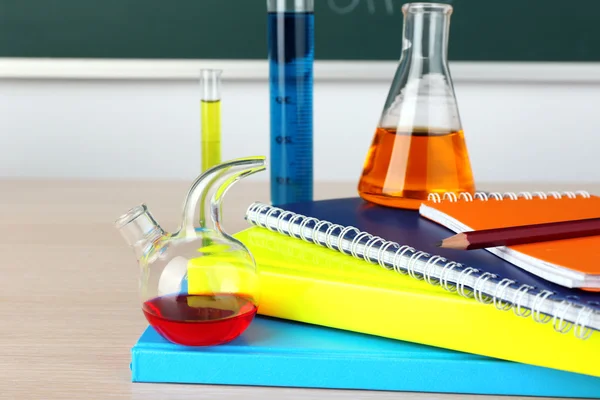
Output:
[401, 3, 452, 69]
[115, 205, 165, 260]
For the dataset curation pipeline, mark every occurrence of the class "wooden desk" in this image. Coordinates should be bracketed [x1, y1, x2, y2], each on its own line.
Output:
[1, 179, 594, 400]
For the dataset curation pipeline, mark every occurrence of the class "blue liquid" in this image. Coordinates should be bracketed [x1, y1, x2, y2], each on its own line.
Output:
[268, 11, 314, 206]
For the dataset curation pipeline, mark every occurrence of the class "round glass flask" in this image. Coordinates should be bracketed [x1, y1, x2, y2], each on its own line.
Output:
[115, 156, 266, 346]
[357, 2, 475, 209]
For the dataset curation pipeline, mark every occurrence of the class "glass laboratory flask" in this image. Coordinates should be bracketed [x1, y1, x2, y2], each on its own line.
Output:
[357, 2, 475, 210]
[115, 156, 266, 346]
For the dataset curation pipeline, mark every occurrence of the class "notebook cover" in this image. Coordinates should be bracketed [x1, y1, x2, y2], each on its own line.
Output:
[131, 316, 600, 397]
[270, 197, 600, 309]
[233, 226, 600, 378]
[419, 195, 600, 286]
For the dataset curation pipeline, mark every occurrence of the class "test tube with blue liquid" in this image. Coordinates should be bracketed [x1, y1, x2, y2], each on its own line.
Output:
[267, 0, 314, 206]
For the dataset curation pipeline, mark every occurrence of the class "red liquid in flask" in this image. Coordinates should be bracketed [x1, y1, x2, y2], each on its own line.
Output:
[142, 293, 257, 346]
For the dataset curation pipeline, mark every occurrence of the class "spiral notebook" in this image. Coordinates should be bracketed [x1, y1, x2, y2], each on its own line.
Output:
[419, 191, 600, 290]
[244, 192, 600, 341]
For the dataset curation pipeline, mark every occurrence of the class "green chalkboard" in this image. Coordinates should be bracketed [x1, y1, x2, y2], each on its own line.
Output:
[0, 0, 599, 61]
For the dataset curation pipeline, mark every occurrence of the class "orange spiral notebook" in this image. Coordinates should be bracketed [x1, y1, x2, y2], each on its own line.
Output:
[419, 190, 600, 290]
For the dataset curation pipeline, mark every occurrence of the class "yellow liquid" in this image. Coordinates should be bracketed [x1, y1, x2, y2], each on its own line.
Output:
[201, 100, 222, 172]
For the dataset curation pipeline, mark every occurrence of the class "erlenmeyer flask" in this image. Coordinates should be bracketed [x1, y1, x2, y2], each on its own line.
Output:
[115, 156, 266, 346]
[357, 2, 475, 210]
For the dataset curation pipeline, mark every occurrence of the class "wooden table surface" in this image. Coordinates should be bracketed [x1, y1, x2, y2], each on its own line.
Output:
[2, 178, 596, 400]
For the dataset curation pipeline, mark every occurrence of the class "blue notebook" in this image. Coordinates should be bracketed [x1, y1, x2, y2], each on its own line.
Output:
[131, 316, 600, 397]
[244, 196, 600, 337]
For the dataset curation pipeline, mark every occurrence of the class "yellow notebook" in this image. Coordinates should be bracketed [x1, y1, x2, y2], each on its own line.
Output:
[233, 225, 600, 378]
[219, 195, 600, 378]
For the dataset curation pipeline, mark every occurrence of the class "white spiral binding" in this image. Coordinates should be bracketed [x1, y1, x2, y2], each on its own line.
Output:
[338, 226, 359, 255]
[553, 300, 574, 334]
[325, 224, 343, 250]
[363, 236, 383, 264]
[493, 278, 516, 311]
[456, 267, 478, 298]
[439, 261, 459, 292]
[512, 284, 534, 317]
[299, 217, 318, 241]
[574, 306, 594, 340]
[407, 251, 429, 280]
[378, 241, 400, 270]
[288, 214, 304, 239]
[312, 220, 330, 246]
[264, 207, 280, 231]
[245, 198, 599, 340]
[473, 272, 497, 304]
[350, 231, 372, 259]
[423, 255, 446, 285]
[426, 190, 591, 203]
[393, 245, 415, 275]
[531, 290, 554, 324]
[276, 211, 294, 234]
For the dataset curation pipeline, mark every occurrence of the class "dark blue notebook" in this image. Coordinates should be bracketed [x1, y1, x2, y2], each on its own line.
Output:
[131, 316, 600, 397]
[245, 197, 600, 338]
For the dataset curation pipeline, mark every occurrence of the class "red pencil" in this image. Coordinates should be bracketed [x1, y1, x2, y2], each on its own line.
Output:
[437, 217, 600, 250]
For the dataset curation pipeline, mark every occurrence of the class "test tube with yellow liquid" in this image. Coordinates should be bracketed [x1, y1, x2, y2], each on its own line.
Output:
[200, 69, 222, 172]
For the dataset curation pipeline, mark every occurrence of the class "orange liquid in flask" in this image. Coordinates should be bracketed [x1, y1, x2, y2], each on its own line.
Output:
[358, 127, 475, 209]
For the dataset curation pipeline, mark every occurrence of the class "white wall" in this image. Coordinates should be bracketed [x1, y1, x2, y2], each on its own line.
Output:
[1, 63, 599, 184]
